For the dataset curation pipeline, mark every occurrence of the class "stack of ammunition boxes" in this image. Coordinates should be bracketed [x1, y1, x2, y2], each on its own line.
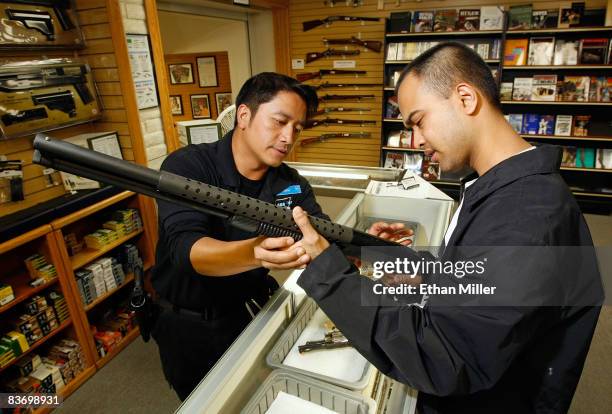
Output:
[0, 283, 15, 306]
[0, 330, 29, 367]
[47, 291, 70, 324]
[64, 232, 85, 256]
[24, 254, 57, 283]
[84, 228, 118, 250]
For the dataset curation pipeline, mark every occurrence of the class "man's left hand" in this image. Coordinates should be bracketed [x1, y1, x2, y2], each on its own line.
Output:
[292, 206, 330, 262]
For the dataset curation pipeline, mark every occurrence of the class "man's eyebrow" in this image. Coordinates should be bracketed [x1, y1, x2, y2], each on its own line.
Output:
[404, 110, 422, 127]
[273, 110, 306, 127]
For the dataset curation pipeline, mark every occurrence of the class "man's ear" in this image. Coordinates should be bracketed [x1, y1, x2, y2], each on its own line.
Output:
[236, 104, 251, 130]
[455, 83, 479, 115]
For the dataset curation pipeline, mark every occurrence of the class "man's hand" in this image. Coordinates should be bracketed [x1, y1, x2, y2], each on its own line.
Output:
[254, 236, 309, 270]
[368, 222, 413, 246]
[292, 206, 330, 261]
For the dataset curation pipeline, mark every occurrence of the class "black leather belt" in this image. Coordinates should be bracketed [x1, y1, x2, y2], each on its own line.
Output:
[156, 298, 263, 321]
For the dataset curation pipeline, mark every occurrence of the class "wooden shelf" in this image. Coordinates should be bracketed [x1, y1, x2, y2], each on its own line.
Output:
[0, 225, 51, 255]
[504, 65, 612, 70]
[384, 87, 395, 91]
[382, 147, 424, 152]
[83, 262, 151, 312]
[522, 134, 612, 142]
[0, 275, 58, 315]
[506, 26, 612, 35]
[572, 191, 612, 199]
[383, 118, 404, 123]
[561, 167, 612, 173]
[501, 100, 612, 106]
[0, 319, 72, 374]
[95, 327, 140, 369]
[386, 30, 502, 37]
[70, 229, 143, 271]
[50, 191, 134, 229]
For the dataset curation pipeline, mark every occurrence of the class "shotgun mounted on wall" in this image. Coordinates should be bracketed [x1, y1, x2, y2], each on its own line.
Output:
[303, 15, 379, 31]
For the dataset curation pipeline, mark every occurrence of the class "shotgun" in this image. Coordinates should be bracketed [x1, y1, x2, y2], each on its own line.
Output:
[314, 106, 371, 116]
[303, 15, 380, 32]
[306, 49, 360, 63]
[319, 94, 375, 102]
[32, 134, 405, 249]
[296, 69, 366, 82]
[323, 37, 382, 53]
[305, 118, 376, 129]
[300, 132, 371, 146]
[313, 82, 381, 90]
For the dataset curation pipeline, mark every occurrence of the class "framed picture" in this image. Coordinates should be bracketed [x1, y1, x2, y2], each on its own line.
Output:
[183, 123, 222, 144]
[168, 63, 194, 84]
[215, 92, 232, 114]
[190, 94, 211, 119]
[196, 56, 218, 87]
[86, 132, 123, 160]
[170, 95, 183, 115]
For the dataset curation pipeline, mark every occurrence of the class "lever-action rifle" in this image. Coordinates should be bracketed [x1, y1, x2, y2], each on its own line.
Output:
[32, 134, 407, 250]
[306, 49, 359, 64]
[300, 132, 371, 146]
[305, 118, 376, 129]
[296, 69, 366, 82]
[323, 37, 382, 53]
[319, 94, 375, 102]
[313, 82, 381, 90]
[303, 15, 379, 32]
[314, 106, 371, 116]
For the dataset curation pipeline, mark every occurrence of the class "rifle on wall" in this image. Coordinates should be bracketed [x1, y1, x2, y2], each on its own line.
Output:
[303, 15, 379, 32]
[323, 37, 382, 53]
[306, 49, 360, 63]
[296, 69, 366, 82]
[313, 82, 381, 90]
[305, 118, 376, 129]
[314, 107, 371, 116]
[300, 132, 371, 146]
[32, 134, 407, 249]
[319, 94, 375, 102]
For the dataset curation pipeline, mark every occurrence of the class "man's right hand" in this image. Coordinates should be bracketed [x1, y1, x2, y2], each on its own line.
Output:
[254, 236, 310, 270]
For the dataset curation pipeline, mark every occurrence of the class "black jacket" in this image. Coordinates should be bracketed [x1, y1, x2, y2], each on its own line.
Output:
[151, 132, 328, 310]
[298, 145, 603, 413]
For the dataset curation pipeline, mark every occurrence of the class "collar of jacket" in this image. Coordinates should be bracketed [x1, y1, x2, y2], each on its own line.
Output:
[461, 144, 562, 212]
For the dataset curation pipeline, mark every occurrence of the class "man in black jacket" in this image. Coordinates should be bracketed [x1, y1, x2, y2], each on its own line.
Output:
[284, 43, 604, 413]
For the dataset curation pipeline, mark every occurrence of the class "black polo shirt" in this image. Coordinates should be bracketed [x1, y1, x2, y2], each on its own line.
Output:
[151, 131, 328, 310]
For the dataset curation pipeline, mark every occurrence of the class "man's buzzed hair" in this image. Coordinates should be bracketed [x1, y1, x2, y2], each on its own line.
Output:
[395, 42, 502, 112]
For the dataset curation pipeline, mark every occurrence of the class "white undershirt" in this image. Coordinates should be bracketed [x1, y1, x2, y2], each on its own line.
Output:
[442, 146, 535, 247]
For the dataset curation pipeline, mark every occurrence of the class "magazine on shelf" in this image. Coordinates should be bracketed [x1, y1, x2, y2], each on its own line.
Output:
[504, 39, 529, 65]
[404, 153, 424, 175]
[527, 37, 555, 66]
[386, 43, 398, 61]
[433, 9, 458, 32]
[384, 152, 406, 169]
[576, 148, 596, 168]
[579, 38, 609, 65]
[508, 114, 524, 133]
[573, 115, 591, 136]
[480, 6, 504, 30]
[385, 95, 401, 119]
[412, 11, 434, 32]
[596, 149, 612, 169]
[532, 9, 559, 28]
[500, 82, 514, 101]
[532, 75, 557, 101]
[553, 40, 579, 65]
[560, 76, 590, 101]
[554, 115, 573, 136]
[476, 43, 490, 60]
[508, 4, 532, 30]
[538, 115, 555, 135]
[522, 113, 540, 134]
[512, 77, 533, 101]
[421, 155, 440, 181]
[588, 77, 611, 102]
[457, 9, 480, 31]
[561, 146, 577, 167]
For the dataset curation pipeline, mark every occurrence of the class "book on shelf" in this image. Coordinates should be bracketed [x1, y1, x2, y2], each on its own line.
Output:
[433, 9, 458, 32]
[573, 115, 590, 136]
[384, 152, 405, 169]
[596, 149, 612, 169]
[538, 115, 555, 135]
[480, 6, 504, 30]
[532, 9, 559, 29]
[386, 43, 398, 61]
[559, 76, 590, 101]
[386, 130, 413, 148]
[528, 37, 555, 66]
[500, 82, 514, 101]
[509, 4, 532, 30]
[578, 38, 609, 65]
[504, 39, 529, 66]
[561, 146, 577, 167]
[558, 2, 584, 28]
[554, 115, 573, 136]
[553, 40, 579, 65]
[385, 95, 401, 119]
[507, 114, 524, 133]
[389, 11, 412, 33]
[532, 75, 557, 101]
[512, 77, 533, 101]
[404, 153, 424, 175]
[400, 43, 417, 60]
[412, 11, 434, 32]
[580, 8, 606, 27]
[457, 9, 480, 31]
[421, 155, 440, 181]
[588, 77, 611, 102]
[476, 43, 490, 60]
[575, 148, 595, 168]
[522, 113, 540, 134]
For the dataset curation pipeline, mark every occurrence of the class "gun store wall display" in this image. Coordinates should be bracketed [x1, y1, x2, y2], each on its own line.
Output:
[0, 0, 84, 49]
[0, 58, 101, 139]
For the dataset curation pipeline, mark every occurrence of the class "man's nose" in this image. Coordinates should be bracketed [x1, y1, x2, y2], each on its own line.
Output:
[413, 128, 425, 147]
[281, 124, 297, 143]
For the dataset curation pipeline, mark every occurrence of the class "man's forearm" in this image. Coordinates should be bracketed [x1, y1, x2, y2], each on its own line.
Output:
[189, 236, 262, 276]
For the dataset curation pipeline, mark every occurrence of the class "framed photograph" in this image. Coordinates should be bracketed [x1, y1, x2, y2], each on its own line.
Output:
[86, 132, 123, 160]
[168, 63, 194, 84]
[190, 94, 211, 119]
[170, 95, 183, 115]
[196, 56, 218, 87]
[215, 92, 232, 114]
[183, 123, 222, 145]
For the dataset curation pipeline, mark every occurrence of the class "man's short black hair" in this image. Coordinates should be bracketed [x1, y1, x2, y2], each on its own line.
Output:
[395, 42, 502, 112]
[235, 72, 318, 125]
